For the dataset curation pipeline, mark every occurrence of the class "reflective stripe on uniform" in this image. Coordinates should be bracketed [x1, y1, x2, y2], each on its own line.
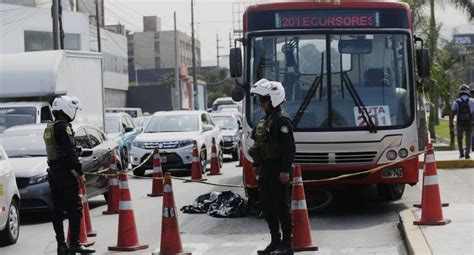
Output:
[424, 175, 438, 186]
[425, 154, 436, 164]
[109, 178, 118, 186]
[292, 177, 303, 184]
[153, 166, 162, 173]
[162, 207, 176, 218]
[119, 181, 129, 189]
[291, 200, 307, 210]
[119, 201, 133, 210]
[164, 184, 172, 193]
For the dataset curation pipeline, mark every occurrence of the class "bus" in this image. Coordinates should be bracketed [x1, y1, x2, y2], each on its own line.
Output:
[228, 0, 430, 205]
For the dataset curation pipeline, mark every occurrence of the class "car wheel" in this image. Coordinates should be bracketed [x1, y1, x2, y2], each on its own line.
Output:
[120, 147, 129, 167]
[0, 200, 20, 245]
[133, 167, 146, 176]
[200, 149, 207, 173]
[377, 183, 405, 201]
[232, 144, 240, 161]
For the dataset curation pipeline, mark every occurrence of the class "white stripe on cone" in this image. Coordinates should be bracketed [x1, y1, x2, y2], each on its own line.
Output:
[192, 157, 199, 162]
[119, 201, 133, 210]
[425, 154, 436, 164]
[164, 184, 172, 193]
[211, 153, 217, 157]
[162, 208, 176, 218]
[108, 178, 118, 186]
[291, 200, 307, 210]
[153, 166, 162, 173]
[119, 181, 129, 189]
[293, 177, 303, 184]
[424, 175, 438, 186]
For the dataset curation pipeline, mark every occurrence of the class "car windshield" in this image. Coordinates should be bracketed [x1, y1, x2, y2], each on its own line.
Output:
[145, 115, 199, 133]
[249, 33, 412, 130]
[105, 119, 121, 133]
[0, 129, 46, 157]
[212, 116, 238, 130]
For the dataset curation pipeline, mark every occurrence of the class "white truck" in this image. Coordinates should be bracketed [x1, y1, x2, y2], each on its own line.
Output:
[0, 50, 104, 132]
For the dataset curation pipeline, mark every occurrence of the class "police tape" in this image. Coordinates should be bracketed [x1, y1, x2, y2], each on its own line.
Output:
[84, 148, 432, 188]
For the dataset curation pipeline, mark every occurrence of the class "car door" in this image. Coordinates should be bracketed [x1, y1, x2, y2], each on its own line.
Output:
[74, 128, 95, 193]
[0, 149, 10, 225]
[200, 114, 213, 159]
[123, 115, 138, 152]
[85, 127, 110, 196]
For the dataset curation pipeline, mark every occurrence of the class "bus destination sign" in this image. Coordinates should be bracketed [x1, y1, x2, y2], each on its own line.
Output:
[275, 10, 380, 29]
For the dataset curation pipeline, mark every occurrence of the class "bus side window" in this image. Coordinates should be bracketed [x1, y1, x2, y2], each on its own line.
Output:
[41, 106, 53, 123]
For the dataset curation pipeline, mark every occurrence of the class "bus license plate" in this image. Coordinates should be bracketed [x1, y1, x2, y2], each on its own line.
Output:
[382, 168, 403, 179]
[160, 156, 167, 163]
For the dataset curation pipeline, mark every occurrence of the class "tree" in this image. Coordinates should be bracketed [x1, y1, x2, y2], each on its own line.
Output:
[200, 68, 233, 108]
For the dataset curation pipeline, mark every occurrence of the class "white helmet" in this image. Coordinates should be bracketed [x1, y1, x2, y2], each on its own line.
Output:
[52, 96, 81, 121]
[250, 78, 286, 107]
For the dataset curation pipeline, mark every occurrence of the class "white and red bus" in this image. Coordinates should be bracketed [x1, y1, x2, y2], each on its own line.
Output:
[229, 0, 430, 204]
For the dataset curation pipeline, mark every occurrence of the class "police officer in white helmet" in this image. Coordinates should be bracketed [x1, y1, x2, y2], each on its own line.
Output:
[43, 96, 95, 254]
[250, 79, 296, 255]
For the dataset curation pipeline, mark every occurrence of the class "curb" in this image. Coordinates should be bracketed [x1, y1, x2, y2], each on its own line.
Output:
[419, 160, 474, 169]
[399, 209, 432, 255]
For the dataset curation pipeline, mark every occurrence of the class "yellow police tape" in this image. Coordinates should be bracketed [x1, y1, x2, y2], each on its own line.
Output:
[85, 148, 432, 188]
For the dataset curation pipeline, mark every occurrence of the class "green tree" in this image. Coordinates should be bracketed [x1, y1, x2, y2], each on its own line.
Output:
[200, 68, 233, 108]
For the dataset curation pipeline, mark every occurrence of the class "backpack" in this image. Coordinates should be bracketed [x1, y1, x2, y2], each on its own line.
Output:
[456, 98, 472, 125]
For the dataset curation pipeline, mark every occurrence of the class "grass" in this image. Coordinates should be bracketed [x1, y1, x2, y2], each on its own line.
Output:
[435, 119, 452, 141]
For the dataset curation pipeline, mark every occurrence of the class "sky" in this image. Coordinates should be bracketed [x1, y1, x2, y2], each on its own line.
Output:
[103, 0, 473, 67]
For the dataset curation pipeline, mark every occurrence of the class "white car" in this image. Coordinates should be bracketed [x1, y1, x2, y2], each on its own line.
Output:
[0, 145, 20, 245]
[130, 111, 223, 176]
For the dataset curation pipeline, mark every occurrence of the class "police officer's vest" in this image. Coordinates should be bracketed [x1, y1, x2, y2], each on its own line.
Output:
[43, 120, 67, 161]
[252, 111, 290, 162]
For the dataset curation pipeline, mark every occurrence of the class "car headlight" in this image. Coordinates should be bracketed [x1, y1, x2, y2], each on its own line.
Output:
[386, 150, 397, 161]
[132, 141, 145, 149]
[177, 140, 193, 148]
[28, 173, 48, 185]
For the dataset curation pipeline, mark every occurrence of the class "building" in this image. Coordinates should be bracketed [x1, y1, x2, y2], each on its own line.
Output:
[0, 1, 129, 108]
[128, 16, 201, 71]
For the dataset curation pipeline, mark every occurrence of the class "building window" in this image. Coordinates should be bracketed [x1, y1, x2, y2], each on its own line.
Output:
[24, 31, 81, 51]
[154, 41, 160, 54]
[155, 57, 161, 68]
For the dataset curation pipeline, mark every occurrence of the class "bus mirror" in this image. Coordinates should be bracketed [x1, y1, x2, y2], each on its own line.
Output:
[339, 39, 373, 54]
[231, 83, 245, 102]
[230, 48, 243, 77]
[416, 48, 430, 78]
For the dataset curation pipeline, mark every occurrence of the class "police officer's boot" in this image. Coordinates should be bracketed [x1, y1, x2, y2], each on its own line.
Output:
[257, 232, 281, 254]
[57, 242, 68, 255]
[270, 234, 293, 255]
[67, 242, 95, 254]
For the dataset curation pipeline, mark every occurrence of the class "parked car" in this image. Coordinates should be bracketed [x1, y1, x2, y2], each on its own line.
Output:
[130, 111, 223, 176]
[132, 116, 152, 131]
[210, 112, 242, 161]
[105, 112, 140, 166]
[0, 145, 20, 245]
[106, 107, 143, 118]
[0, 124, 116, 211]
[212, 97, 242, 112]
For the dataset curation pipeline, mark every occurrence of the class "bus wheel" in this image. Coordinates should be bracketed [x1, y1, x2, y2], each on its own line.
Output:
[305, 188, 333, 213]
[377, 183, 405, 201]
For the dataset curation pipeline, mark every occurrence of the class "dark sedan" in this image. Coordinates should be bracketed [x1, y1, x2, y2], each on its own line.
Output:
[0, 124, 116, 211]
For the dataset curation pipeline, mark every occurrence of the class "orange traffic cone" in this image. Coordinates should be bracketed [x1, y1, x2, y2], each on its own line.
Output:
[103, 153, 120, 215]
[413, 143, 451, 225]
[291, 165, 318, 252]
[414, 143, 449, 208]
[148, 147, 164, 197]
[80, 184, 97, 237]
[209, 138, 222, 175]
[67, 183, 95, 247]
[157, 173, 191, 255]
[108, 171, 149, 251]
[188, 140, 206, 182]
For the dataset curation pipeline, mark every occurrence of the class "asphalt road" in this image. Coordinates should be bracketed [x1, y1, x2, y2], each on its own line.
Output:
[1, 159, 472, 255]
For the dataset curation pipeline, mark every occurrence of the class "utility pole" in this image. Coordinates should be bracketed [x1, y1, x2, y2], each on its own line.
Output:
[95, 0, 102, 52]
[191, 0, 198, 110]
[229, 31, 232, 49]
[52, 0, 60, 49]
[216, 33, 223, 68]
[174, 11, 181, 110]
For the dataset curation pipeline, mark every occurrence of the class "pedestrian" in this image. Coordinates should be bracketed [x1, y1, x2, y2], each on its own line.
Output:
[250, 79, 296, 255]
[43, 96, 95, 255]
[450, 84, 474, 159]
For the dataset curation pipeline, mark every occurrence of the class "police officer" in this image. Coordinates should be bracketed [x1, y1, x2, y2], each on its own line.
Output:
[450, 84, 474, 159]
[43, 96, 95, 255]
[250, 79, 296, 255]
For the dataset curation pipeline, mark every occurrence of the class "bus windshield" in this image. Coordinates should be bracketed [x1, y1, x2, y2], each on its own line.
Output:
[249, 33, 412, 131]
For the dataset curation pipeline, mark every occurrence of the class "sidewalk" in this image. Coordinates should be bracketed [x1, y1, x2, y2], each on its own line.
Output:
[419, 149, 474, 169]
[400, 203, 474, 255]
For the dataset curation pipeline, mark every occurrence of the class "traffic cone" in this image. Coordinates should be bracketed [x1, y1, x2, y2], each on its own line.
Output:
[414, 143, 449, 208]
[413, 143, 451, 226]
[108, 171, 149, 251]
[188, 140, 206, 182]
[156, 173, 191, 255]
[148, 147, 164, 197]
[81, 185, 97, 237]
[103, 153, 120, 215]
[291, 165, 318, 252]
[208, 138, 222, 175]
[67, 183, 95, 247]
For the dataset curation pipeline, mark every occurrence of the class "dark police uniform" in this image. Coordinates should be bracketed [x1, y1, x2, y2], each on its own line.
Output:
[251, 107, 296, 247]
[43, 119, 83, 244]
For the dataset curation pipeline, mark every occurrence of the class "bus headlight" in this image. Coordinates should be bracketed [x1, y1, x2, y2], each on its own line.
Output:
[398, 148, 409, 158]
[386, 150, 397, 161]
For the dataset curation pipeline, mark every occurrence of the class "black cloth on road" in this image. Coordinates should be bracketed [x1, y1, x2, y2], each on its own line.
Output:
[181, 191, 247, 218]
